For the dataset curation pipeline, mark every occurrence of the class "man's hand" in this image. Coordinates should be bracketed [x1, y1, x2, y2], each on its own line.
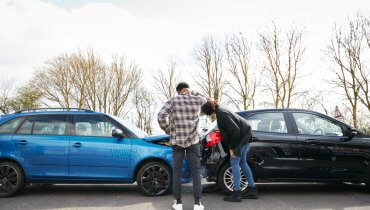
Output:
[165, 127, 171, 135]
[230, 149, 236, 158]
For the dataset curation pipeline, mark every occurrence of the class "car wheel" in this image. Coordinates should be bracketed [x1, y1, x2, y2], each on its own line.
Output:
[217, 163, 248, 194]
[0, 161, 25, 198]
[136, 162, 172, 196]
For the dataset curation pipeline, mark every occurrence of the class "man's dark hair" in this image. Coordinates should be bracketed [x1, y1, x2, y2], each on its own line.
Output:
[201, 99, 218, 115]
[176, 82, 190, 92]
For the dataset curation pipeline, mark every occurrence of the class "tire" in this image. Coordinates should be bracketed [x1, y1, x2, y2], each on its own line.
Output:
[0, 161, 26, 198]
[217, 163, 248, 194]
[136, 161, 172, 196]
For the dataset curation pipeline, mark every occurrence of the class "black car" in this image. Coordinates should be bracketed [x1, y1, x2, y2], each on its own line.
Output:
[201, 109, 370, 194]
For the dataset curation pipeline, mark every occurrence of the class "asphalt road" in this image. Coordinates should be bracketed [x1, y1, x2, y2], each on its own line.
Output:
[1, 182, 370, 210]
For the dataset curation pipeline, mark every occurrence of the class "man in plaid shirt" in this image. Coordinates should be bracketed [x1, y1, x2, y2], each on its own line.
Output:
[158, 82, 207, 210]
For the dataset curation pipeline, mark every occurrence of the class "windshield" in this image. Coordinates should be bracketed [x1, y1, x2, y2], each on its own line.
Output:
[109, 115, 148, 138]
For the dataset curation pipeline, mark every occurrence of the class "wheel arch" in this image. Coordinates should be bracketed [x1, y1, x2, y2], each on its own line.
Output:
[133, 157, 172, 182]
[0, 157, 27, 180]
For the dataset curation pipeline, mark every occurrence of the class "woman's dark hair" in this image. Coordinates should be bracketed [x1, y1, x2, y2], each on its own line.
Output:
[201, 99, 218, 115]
[176, 82, 190, 92]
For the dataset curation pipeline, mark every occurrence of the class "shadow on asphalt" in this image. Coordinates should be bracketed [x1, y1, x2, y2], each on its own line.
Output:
[2, 182, 370, 210]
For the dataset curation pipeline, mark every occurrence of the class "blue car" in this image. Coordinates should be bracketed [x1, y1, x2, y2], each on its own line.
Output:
[0, 108, 190, 197]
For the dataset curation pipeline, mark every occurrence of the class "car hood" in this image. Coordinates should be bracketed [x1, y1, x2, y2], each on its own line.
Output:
[143, 134, 170, 142]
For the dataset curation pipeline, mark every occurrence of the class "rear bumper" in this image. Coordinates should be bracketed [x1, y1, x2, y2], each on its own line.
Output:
[202, 144, 227, 182]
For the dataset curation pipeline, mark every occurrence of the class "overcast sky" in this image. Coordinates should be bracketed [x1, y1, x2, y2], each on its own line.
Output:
[1, 0, 369, 93]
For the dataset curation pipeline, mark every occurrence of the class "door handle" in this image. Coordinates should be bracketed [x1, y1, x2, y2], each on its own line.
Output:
[305, 139, 319, 144]
[16, 140, 27, 145]
[72, 142, 83, 148]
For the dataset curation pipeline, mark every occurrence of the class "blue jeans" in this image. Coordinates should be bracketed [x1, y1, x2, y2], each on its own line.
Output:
[230, 144, 255, 191]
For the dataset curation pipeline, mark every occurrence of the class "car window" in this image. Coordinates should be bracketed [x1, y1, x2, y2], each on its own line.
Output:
[33, 115, 67, 135]
[292, 113, 343, 136]
[17, 117, 34, 135]
[0, 117, 24, 134]
[246, 113, 288, 133]
[75, 115, 119, 137]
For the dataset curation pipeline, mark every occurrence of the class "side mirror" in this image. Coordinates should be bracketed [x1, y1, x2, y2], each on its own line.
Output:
[112, 129, 124, 138]
[347, 128, 358, 140]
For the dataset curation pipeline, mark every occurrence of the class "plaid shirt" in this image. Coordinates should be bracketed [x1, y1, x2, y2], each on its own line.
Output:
[158, 91, 207, 148]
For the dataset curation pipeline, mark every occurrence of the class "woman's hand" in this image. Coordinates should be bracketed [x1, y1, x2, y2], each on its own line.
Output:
[230, 149, 236, 158]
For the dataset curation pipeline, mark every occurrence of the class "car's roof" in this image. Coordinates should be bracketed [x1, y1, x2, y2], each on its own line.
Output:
[235, 108, 348, 127]
[6, 111, 103, 116]
[237, 108, 313, 114]
[0, 110, 106, 122]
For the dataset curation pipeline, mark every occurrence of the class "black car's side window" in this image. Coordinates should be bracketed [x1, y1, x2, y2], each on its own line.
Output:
[246, 113, 288, 133]
[292, 113, 343, 136]
[75, 115, 119, 137]
[33, 115, 67, 135]
[0, 117, 24, 134]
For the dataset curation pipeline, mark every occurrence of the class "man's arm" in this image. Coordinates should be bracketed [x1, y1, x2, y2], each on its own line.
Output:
[157, 99, 173, 134]
[190, 90, 208, 105]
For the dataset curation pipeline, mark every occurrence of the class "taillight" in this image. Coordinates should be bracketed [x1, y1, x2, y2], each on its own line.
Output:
[205, 131, 222, 148]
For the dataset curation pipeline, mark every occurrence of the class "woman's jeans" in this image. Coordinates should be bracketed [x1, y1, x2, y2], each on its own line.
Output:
[230, 144, 255, 191]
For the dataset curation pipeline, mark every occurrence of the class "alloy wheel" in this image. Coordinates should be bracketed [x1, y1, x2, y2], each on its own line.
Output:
[223, 167, 248, 192]
[140, 165, 170, 196]
[0, 165, 19, 194]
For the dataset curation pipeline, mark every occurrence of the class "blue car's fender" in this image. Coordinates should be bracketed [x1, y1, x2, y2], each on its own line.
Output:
[0, 135, 28, 179]
[130, 138, 191, 183]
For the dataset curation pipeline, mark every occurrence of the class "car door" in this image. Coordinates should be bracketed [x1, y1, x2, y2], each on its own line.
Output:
[11, 115, 70, 179]
[69, 114, 132, 180]
[331, 130, 370, 181]
[291, 112, 344, 180]
[244, 111, 301, 179]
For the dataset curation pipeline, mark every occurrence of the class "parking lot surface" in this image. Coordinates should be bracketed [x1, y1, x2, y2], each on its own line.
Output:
[1, 182, 370, 210]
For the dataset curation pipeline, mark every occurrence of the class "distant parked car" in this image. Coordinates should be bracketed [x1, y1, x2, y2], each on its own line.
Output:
[201, 109, 370, 194]
[0, 108, 190, 197]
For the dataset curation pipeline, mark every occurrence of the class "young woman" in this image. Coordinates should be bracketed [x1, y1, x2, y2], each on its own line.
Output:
[201, 99, 258, 202]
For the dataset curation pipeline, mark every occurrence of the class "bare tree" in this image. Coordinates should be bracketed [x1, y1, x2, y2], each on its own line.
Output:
[77, 50, 106, 111]
[224, 32, 260, 110]
[326, 13, 369, 128]
[132, 87, 156, 134]
[33, 49, 142, 117]
[96, 66, 113, 114]
[259, 22, 306, 108]
[358, 14, 370, 112]
[69, 50, 104, 109]
[109, 55, 142, 117]
[153, 58, 180, 102]
[298, 91, 329, 114]
[0, 78, 16, 114]
[33, 54, 73, 108]
[10, 83, 43, 112]
[193, 36, 225, 101]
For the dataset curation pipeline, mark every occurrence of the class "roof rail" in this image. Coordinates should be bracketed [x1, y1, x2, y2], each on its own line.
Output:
[14, 108, 94, 114]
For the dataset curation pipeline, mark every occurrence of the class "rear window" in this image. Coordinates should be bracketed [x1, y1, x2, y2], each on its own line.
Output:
[33, 115, 67, 135]
[0, 117, 24, 134]
[246, 112, 288, 133]
[12, 115, 68, 136]
[17, 117, 33, 135]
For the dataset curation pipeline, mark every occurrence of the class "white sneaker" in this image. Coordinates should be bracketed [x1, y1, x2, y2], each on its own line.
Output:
[172, 200, 183, 210]
[193, 203, 204, 210]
